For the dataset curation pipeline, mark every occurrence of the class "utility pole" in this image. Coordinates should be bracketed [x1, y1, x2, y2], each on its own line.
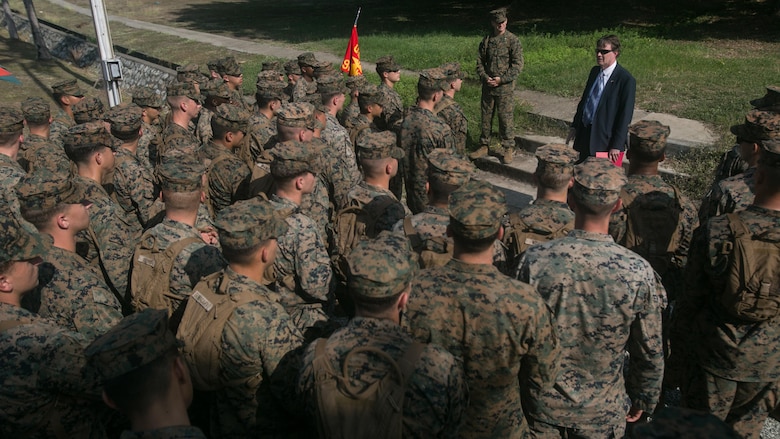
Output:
[89, 0, 121, 106]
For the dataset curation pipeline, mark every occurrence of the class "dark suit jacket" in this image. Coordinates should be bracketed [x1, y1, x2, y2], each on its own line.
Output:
[572, 63, 636, 156]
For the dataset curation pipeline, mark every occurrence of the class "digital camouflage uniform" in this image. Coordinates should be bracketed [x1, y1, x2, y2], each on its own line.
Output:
[317, 128, 361, 210]
[338, 74, 367, 128]
[199, 104, 253, 214]
[402, 69, 456, 214]
[298, 232, 468, 438]
[72, 96, 105, 125]
[403, 180, 560, 439]
[516, 158, 665, 438]
[477, 8, 523, 151]
[291, 52, 319, 103]
[132, 86, 165, 168]
[435, 62, 469, 155]
[160, 82, 203, 159]
[19, 97, 72, 175]
[206, 202, 305, 438]
[247, 111, 277, 162]
[378, 82, 403, 132]
[0, 204, 105, 439]
[49, 79, 83, 148]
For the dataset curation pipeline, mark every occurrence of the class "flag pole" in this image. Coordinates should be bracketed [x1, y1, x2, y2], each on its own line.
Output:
[353, 7, 361, 27]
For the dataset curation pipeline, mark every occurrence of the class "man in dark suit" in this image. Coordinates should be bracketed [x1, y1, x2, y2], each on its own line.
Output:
[566, 35, 636, 162]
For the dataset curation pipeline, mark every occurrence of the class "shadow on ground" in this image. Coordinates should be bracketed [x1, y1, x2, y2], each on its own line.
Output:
[166, 0, 780, 42]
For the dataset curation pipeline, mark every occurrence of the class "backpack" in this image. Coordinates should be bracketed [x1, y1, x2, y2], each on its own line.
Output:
[621, 186, 684, 277]
[176, 271, 259, 390]
[130, 233, 202, 314]
[718, 213, 780, 323]
[504, 212, 573, 265]
[330, 197, 397, 280]
[312, 339, 424, 439]
[402, 217, 452, 269]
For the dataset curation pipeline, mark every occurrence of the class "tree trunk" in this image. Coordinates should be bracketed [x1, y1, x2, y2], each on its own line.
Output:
[2, 0, 19, 40]
[23, 0, 51, 60]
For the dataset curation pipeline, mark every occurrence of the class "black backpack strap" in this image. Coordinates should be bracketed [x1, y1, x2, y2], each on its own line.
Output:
[397, 342, 425, 386]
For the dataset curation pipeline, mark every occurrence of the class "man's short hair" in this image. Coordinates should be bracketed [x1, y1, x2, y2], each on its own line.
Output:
[597, 34, 621, 55]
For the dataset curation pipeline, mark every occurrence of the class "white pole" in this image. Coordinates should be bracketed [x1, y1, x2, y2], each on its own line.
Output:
[89, 0, 121, 106]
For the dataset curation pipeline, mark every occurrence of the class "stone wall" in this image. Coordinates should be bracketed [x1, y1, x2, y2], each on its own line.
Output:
[3, 11, 176, 93]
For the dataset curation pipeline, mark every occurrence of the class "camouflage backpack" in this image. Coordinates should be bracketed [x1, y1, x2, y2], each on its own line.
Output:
[331, 197, 397, 281]
[130, 232, 202, 314]
[718, 213, 780, 322]
[621, 186, 684, 277]
[175, 271, 259, 390]
[504, 212, 573, 265]
[312, 339, 424, 439]
[402, 217, 452, 269]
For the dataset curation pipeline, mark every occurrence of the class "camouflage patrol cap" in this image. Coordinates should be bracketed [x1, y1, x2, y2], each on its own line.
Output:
[218, 56, 242, 77]
[262, 60, 283, 72]
[157, 154, 206, 192]
[16, 170, 89, 212]
[255, 79, 287, 100]
[297, 52, 318, 68]
[317, 74, 348, 96]
[449, 179, 506, 239]
[213, 103, 251, 133]
[439, 62, 466, 81]
[271, 140, 319, 178]
[51, 78, 84, 97]
[427, 149, 475, 186]
[284, 59, 300, 76]
[730, 109, 780, 143]
[277, 102, 314, 128]
[256, 70, 282, 82]
[633, 407, 738, 439]
[347, 231, 415, 300]
[750, 85, 780, 111]
[760, 139, 780, 167]
[131, 87, 165, 109]
[418, 68, 449, 92]
[64, 122, 117, 156]
[572, 157, 627, 206]
[489, 7, 508, 23]
[207, 58, 223, 73]
[106, 103, 143, 138]
[216, 198, 289, 250]
[357, 83, 384, 107]
[356, 131, 403, 160]
[0, 108, 24, 134]
[345, 74, 368, 91]
[85, 309, 181, 382]
[312, 61, 336, 78]
[535, 143, 578, 176]
[176, 63, 202, 82]
[0, 203, 48, 264]
[21, 97, 51, 124]
[629, 120, 671, 155]
[167, 81, 204, 104]
[72, 96, 105, 124]
[200, 79, 231, 100]
[375, 55, 401, 74]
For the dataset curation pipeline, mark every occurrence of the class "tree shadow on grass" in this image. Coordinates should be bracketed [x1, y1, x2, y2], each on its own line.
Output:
[168, 0, 780, 42]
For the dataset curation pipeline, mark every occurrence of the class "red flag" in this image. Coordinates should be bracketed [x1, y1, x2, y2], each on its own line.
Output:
[341, 25, 363, 76]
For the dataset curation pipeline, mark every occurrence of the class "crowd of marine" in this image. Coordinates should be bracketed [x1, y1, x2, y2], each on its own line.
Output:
[1, 7, 780, 439]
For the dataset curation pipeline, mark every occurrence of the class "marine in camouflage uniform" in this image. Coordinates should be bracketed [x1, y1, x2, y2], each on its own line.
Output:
[375, 55, 404, 132]
[298, 232, 468, 437]
[16, 172, 123, 340]
[199, 103, 252, 214]
[338, 74, 367, 128]
[19, 97, 72, 175]
[72, 96, 105, 125]
[0, 108, 38, 235]
[204, 200, 305, 438]
[86, 309, 208, 439]
[266, 140, 334, 338]
[135, 155, 226, 312]
[435, 62, 469, 155]
[291, 52, 319, 102]
[346, 83, 384, 147]
[699, 109, 780, 223]
[245, 78, 283, 164]
[672, 141, 780, 439]
[476, 8, 523, 162]
[132, 87, 165, 168]
[516, 158, 665, 438]
[503, 144, 577, 267]
[161, 82, 203, 159]
[107, 103, 158, 236]
[299, 100, 336, 242]
[608, 121, 698, 302]
[196, 79, 231, 147]
[0, 202, 106, 439]
[216, 57, 253, 113]
[65, 122, 136, 303]
[49, 79, 84, 148]
[403, 179, 560, 439]
[401, 68, 456, 214]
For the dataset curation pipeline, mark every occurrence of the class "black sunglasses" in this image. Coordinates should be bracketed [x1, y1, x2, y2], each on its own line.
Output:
[595, 49, 615, 55]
